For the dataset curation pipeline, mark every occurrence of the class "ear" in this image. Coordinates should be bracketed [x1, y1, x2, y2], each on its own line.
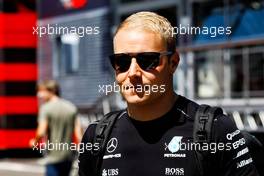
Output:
[168, 51, 180, 74]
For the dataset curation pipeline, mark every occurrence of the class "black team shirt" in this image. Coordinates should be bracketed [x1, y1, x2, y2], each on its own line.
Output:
[79, 95, 259, 176]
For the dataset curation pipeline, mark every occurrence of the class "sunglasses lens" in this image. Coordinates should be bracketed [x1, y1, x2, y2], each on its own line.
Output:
[137, 53, 160, 70]
[109, 52, 161, 72]
[110, 54, 131, 72]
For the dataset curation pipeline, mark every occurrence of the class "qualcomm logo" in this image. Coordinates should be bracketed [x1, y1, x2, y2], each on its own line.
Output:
[165, 136, 183, 153]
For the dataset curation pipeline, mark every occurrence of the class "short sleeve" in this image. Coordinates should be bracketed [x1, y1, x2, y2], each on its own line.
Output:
[38, 105, 49, 123]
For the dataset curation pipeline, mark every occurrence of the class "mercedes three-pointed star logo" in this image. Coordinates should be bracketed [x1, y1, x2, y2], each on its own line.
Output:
[107, 138, 118, 153]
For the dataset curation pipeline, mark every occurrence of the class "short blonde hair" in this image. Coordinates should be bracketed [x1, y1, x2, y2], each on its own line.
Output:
[114, 11, 175, 52]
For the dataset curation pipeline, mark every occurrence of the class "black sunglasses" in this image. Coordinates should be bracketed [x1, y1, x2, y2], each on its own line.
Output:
[109, 51, 174, 72]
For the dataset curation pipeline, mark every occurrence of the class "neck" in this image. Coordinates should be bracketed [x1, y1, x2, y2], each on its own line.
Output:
[49, 95, 59, 102]
[127, 91, 178, 121]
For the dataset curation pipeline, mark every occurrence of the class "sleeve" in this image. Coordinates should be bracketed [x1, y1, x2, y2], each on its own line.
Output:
[78, 124, 97, 176]
[38, 105, 48, 123]
[213, 115, 259, 176]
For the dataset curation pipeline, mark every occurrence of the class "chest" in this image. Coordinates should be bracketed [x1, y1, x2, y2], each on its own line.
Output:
[100, 121, 200, 176]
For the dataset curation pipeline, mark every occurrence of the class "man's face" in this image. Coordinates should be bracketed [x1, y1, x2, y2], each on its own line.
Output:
[37, 87, 53, 102]
[113, 28, 176, 105]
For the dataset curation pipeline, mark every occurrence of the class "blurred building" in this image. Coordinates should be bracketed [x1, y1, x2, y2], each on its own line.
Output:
[37, 0, 264, 138]
[177, 0, 264, 139]
[38, 0, 117, 116]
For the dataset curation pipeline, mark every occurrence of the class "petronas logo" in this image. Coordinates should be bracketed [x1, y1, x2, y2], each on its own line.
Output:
[168, 136, 183, 153]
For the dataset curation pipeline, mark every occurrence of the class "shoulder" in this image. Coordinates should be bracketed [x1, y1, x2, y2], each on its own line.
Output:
[82, 110, 126, 143]
[59, 98, 75, 107]
[178, 95, 238, 140]
[59, 98, 78, 113]
[39, 102, 52, 113]
[183, 96, 200, 116]
[82, 123, 97, 143]
[175, 95, 200, 120]
[213, 113, 239, 141]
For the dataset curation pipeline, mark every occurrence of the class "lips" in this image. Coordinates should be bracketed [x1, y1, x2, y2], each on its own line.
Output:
[123, 84, 150, 91]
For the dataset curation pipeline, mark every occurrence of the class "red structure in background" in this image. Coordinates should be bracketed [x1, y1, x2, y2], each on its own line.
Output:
[60, 0, 88, 9]
[0, 1, 38, 149]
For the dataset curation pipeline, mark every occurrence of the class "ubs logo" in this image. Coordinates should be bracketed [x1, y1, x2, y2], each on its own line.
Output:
[107, 138, 118, 153]
[102, 168, 119, 176]
[60, 0, 87, 9]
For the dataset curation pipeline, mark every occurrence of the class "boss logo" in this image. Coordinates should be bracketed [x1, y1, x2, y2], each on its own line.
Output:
[165, 168, 184, 175]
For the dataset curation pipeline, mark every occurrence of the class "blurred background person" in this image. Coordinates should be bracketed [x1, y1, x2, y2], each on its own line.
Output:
[30, 80, 82, 176]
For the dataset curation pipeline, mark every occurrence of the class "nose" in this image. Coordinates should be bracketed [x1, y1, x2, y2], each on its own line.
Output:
[128, 58, 141, 78]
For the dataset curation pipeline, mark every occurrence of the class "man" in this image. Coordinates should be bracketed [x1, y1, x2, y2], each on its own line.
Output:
[31, 80, 82, 176]
[79, 12, 259, 176]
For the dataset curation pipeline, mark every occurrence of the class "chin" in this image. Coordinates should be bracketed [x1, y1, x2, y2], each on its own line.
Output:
[122, 93, 157, 106]
[126, 98, 146, 105]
